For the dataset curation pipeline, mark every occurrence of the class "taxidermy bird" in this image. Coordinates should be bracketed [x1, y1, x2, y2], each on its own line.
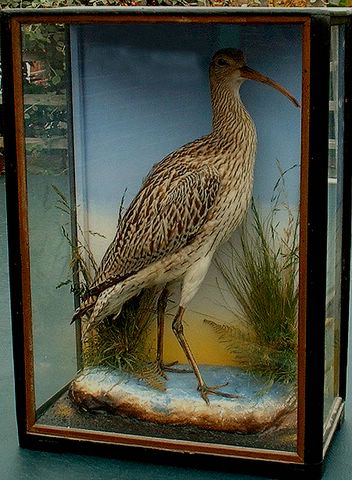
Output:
[73, 48, 299, 404]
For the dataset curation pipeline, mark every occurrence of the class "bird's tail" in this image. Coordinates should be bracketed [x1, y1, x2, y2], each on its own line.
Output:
[71, 274, 148, 329]
[75, 281, 143, 334]
[87, 282, 140, 327]
[71, 295, 98, 324]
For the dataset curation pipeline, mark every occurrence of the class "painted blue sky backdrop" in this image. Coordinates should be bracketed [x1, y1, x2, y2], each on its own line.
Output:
[71, 23, 302, 252]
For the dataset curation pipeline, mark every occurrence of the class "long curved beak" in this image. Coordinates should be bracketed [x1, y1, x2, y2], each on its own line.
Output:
[240, 66, 300, 108]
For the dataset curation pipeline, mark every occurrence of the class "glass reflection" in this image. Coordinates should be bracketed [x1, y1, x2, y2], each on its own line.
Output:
[22, 24, 77, 408]
[324, 25, 345, 426]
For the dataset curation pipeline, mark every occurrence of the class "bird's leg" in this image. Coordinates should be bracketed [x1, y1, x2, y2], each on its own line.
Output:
[172, 306, 238, 405]
[156, 287, 191, 375]
[156, 286, 172, 375]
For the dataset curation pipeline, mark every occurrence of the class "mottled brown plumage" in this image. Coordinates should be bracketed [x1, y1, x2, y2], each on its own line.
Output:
[73, 49, 299, 403]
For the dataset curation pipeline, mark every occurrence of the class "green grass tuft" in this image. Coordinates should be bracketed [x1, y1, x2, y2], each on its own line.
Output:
[210, 175, 299, 386]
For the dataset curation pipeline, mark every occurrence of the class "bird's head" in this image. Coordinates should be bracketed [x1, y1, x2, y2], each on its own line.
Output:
[210, 48, 300, 108]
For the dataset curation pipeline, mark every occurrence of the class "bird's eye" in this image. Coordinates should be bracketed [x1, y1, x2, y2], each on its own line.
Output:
[216, 58, 230, 67]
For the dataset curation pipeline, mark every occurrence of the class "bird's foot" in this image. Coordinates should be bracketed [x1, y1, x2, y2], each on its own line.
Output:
[157, 361, 192, 378]
[198, 382, 240, 405]
[164, 362, 193, 374]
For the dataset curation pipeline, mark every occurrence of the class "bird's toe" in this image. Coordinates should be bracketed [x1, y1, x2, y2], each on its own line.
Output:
[197, 382, 240, 404]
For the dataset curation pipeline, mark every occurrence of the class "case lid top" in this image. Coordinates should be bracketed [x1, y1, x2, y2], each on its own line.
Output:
[1, 5, 352, 19]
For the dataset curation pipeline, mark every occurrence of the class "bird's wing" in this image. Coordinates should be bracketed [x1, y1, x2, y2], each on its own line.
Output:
[89, 163, 220, 295]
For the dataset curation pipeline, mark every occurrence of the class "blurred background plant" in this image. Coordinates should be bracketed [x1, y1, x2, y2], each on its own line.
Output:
[0, 6, 70, 175]
[1, 0, 351, 14]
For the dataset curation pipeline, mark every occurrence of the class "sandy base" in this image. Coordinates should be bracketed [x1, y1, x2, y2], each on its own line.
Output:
[68, 366, 296, 436]
[36, 365, 297, 451]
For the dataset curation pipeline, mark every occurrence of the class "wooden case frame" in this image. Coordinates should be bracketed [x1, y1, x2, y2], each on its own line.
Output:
[1, 6, 351, 479]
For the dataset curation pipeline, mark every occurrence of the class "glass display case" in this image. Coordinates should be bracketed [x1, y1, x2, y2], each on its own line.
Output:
[1, 6, 351, 479]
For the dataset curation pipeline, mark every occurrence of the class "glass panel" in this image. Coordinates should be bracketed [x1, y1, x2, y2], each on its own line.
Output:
[22, 21, 302, 456]
[324, 25, 345, 426]
[21, 24, 77, 407]
[0, 32, 4, 175]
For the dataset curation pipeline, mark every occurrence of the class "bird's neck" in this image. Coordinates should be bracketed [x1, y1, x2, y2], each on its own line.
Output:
[210, 82, 252, 135]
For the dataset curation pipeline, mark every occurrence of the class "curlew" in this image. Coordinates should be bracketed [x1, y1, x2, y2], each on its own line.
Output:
[73, 49, 299, 404]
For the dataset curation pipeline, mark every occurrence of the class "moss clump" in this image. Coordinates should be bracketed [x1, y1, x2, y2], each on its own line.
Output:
[82, 288, 166, 390]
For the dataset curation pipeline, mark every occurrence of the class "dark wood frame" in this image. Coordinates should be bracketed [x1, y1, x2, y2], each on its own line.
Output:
[1, 7, 351, 479]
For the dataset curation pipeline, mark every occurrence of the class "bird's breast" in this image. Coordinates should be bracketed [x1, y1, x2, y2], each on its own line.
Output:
[203, 134, 257, 246]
